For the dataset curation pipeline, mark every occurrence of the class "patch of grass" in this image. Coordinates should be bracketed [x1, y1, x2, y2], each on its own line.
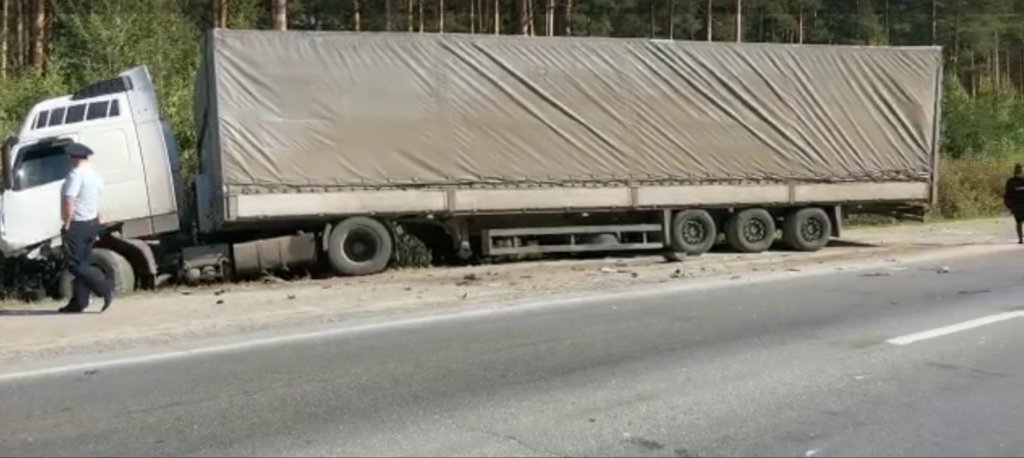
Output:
[936, 152, 1024, 219]
[845, 213, 905, 227]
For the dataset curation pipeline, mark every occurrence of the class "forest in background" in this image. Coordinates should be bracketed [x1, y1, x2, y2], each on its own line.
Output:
[1, 0, 1023, 217]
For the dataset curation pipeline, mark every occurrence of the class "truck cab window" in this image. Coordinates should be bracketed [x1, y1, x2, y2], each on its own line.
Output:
[34, 111, 49, 129]
[108, 100, 120, 117]
[86, 101, 110, 120]
[47, 107, 66, 127]
[66, 104, 87, 123]
[13, 144, 70, 191]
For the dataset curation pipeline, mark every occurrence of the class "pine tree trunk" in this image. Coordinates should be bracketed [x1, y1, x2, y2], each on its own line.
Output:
[518, 0, 528, 35]
[563, 0, 571, 36]
[883, 0, 889, 44]
[734, 0, 741, 42]
[478, 0, 484, 33]
[797, 9, 804, 44]
[931, 0, 938, 45]
[407, 0, 414, 32]
[951, 0, 960, 67]
[15, 0, 23, 68]
[212, 0, 220, 29]
[219, 0, 229, 27]
[418, 0, 424, 32]
[386, 0, 393, 31]
[1, 0, 8, 78]
[470, 0, 476, 33]
[272, 0, 287, 30]
[993, 29, 1000, 88]
[706, 0, 713, 41]
[648, 1, 655, 38]
[668, 0, 674, 39]
[545, 0, 553, 36]
[438, 0, 445, 32]
[30, 0, 43, 75]
[527, 0, 533, 35]
[353, 0, 361, 31]
[494, 0, 500, 35]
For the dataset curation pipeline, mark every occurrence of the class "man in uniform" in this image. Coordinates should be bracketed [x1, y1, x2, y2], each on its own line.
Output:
[1004, 163, 1024, 245]
[58, 143, 113, 313]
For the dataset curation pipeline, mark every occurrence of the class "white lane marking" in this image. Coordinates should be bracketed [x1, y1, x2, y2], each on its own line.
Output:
[887, 311, 1024, 346]
[0, 243, 1015, 382]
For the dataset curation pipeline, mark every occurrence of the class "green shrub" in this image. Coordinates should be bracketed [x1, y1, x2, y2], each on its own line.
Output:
[936, 152, 1024, 219]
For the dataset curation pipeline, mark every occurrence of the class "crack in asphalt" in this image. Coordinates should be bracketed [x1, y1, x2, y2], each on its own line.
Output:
[457, 423, 560, 457]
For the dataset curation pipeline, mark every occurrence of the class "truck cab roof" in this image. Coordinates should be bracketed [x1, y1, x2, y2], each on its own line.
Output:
[17, 66, 160, 144]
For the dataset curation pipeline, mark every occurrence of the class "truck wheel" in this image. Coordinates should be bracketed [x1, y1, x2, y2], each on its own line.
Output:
[669, 209, 717, 256]
[725, 208, 776, 253]
[327, 217, 393, 276]
[56, 249, 136, 300]
[783, 208, 832, 252]
[93, 248, 137, 296]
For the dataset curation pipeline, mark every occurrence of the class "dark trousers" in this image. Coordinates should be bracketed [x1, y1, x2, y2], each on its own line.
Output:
[62, 220, 111, 311]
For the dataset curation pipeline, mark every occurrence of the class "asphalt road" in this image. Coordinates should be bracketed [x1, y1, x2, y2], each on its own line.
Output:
[2, 251, 1024, 457]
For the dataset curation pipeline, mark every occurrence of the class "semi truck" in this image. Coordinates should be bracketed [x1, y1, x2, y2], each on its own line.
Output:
[0, 29, 944, 298]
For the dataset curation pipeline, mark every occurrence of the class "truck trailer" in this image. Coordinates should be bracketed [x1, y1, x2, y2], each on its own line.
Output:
[0, 29, 943, 297]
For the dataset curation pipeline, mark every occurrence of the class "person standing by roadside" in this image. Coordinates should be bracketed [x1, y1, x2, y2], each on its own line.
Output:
[58, 143, 113, 313]
[1003, 163, 1024, 245]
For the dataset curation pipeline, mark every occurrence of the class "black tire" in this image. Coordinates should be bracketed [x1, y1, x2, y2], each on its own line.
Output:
[327, 217, 394, 276]
[55, 271, 73, 301]
[56, 248, 135, 300]
[782, 207, 833, 252]
[725, 208, 777, 253]
[669, 209, 717, 256]
[93, 248, 136, 295]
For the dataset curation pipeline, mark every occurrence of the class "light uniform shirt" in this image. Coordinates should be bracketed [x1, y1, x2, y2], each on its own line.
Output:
[61, 164, 104, 222]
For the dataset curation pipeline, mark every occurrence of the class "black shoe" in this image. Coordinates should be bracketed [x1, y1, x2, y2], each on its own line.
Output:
[101, 291, 114, 313]
[58, 304, 83, 314]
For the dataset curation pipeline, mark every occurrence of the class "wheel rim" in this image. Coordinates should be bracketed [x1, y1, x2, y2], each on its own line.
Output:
[743, 218, 768, 243]
[682, 219, 708, 245]
[800, 217, 824, 241]
[344, 228, 381, 263]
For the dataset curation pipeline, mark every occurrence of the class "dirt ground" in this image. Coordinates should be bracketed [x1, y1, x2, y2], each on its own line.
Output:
[0, 217, 1016, 366]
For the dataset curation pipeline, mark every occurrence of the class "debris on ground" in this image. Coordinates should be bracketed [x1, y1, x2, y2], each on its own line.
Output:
[261, 275, 286, 285]
[456, 273, 481, 286]
[390, 226, 433, 269]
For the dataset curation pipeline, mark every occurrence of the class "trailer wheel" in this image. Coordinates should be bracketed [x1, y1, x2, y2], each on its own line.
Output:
[783, 207, 832, 252]
[56, 248, 136, 300]
[725, 208, 776, 253]
[669, 209, 717, 256]
[327, 217, 394, 276]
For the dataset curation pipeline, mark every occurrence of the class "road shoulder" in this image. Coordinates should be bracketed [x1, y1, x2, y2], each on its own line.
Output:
[0, 218, 1015, 368]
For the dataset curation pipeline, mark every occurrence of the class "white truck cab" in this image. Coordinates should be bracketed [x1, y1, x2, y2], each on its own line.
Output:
[0, 66, 185, 259]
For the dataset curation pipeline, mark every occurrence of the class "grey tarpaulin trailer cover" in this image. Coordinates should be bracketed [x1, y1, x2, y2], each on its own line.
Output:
[193, 29, 943, 230]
